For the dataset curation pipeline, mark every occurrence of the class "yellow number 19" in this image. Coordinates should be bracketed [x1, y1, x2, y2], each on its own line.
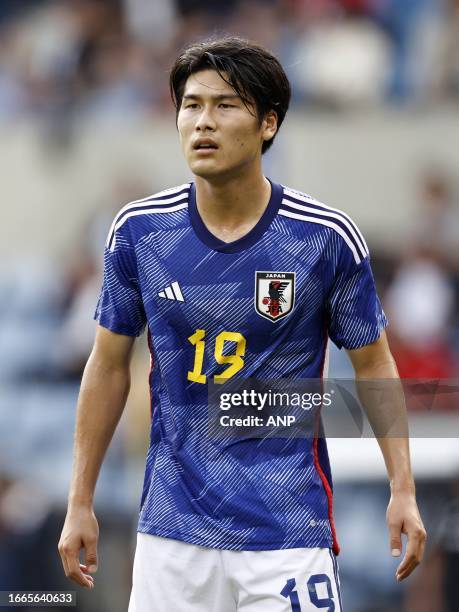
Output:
[187, 329, 246, 384]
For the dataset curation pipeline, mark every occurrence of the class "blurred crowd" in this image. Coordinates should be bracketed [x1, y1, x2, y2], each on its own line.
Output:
[1, 0, 459, 128]
[383, 169, 459, 384]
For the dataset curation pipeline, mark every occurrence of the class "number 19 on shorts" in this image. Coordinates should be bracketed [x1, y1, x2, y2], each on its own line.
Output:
[281, 573, 339, 611]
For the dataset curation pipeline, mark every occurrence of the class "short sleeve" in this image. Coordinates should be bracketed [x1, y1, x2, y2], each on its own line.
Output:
[326, 245, 388, 350]
[94, 230, 146, 337]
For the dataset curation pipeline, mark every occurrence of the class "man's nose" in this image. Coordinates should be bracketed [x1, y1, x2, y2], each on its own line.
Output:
[195, 106, 216, 131]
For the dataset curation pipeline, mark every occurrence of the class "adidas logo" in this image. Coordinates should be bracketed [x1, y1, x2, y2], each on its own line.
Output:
[158, 281, 185, 302]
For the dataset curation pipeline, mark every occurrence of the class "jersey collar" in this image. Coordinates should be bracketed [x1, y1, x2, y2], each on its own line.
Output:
[188, 178, 283, 254]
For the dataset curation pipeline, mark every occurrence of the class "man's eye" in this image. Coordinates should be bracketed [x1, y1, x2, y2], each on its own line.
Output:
[219, 103, 235, 109]
[185, 103, 198, 109]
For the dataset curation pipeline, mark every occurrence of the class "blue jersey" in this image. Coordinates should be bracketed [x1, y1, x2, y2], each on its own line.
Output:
[95, 180, 387, 553]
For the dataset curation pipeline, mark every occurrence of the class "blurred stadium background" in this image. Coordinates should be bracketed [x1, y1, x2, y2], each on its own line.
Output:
[0, 0, 459, 610]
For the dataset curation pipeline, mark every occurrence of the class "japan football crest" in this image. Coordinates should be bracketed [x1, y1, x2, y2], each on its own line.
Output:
[255, 271, 295, 322]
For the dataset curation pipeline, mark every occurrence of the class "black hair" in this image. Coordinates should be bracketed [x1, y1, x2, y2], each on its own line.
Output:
[169, 36, 291, 154]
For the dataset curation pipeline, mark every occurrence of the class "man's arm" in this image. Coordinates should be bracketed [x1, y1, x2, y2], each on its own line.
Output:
[58, 325, 136, 588]
[346, 330, 427, 582]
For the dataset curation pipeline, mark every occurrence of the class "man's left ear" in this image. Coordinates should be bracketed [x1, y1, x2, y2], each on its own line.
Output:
[263, 111, 278, 141]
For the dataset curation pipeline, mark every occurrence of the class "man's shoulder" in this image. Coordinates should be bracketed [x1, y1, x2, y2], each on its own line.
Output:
[278, 183, 369, 265]
[106, 183, 191, 252]
[280, 183, 356, 227]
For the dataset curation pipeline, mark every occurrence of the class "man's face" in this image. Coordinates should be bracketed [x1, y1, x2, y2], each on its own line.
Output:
[177, 69, 276, 180]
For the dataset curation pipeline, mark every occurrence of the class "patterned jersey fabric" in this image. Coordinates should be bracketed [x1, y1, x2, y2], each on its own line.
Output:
[95, 179, 387, 552]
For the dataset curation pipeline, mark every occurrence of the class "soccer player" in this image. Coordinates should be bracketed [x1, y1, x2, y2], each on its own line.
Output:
[58, 37, 426, 611]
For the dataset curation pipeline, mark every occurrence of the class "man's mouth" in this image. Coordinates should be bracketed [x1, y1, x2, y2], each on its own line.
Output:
[193, 139, 219, 151]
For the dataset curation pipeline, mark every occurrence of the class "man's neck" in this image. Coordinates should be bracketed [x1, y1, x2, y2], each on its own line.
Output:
[194, 171, 272, 243]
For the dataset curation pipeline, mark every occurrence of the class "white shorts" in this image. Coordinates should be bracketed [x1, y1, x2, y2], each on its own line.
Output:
[128, 533, 343, 612]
